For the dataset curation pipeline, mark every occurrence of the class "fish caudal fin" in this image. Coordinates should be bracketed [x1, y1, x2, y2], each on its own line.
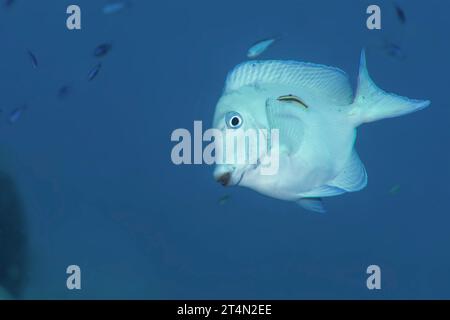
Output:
[349, 49, 430, 126]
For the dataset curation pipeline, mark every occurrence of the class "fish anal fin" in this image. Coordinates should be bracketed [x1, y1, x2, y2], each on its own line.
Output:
[300, 185, 347, 198]
[297, 198, 326, 213]
[328, 150, 367, 192]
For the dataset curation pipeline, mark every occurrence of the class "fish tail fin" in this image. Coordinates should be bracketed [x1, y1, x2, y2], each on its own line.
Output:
[349, 49, 430, 127]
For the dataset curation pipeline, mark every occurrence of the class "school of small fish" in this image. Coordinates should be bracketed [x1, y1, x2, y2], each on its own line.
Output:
[0, 1, 127, 124]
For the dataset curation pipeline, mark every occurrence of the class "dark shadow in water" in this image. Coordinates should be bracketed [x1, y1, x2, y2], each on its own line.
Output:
[0, 172, 28, 299]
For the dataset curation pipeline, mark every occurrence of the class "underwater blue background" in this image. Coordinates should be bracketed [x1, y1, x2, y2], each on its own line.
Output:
[0, 0, 448, 299]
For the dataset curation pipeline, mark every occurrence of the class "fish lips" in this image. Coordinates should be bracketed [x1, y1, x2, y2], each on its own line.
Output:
[213, 165, 246, 187]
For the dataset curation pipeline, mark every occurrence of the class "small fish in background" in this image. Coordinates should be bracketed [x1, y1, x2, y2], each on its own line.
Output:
[383, 41, 406, 60]
[94, 43, 112, 58]
[8, 105, 27, 124]
[88, 63, 102, 81]
[393, 2, 406, 24]
[218, 194, 231, 206]
[57, 85, 71, 99]
[3, 0, 14, 8]
[389, 184, 401, 195]
[102, 0, 132, 15]
[247, 37, 277, 59]
[27, 50, 38, 69]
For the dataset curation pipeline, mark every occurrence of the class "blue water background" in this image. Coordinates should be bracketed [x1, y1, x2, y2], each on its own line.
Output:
[0, 0, 448, 299]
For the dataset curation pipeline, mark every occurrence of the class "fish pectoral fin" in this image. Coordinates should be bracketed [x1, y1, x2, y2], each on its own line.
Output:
[265, 98, 304, 155]
[297, 198, 326, 213]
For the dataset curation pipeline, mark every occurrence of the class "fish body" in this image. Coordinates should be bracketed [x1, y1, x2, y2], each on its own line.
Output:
[394, 3, 406, 24]
[88, 63, 102, 81]
[3, 0, 14, 8]
[384, 42, 406, 60]
[27, 50, 38, 68]
[8, 105, 26, 124]
[212, 50, 430, 212]
[218, 194, 231, 205]
[247, 38, 276, 59]
[58, 85, 71, 99]
[94, 43, 112, 57]
[389, 184, 401, 195]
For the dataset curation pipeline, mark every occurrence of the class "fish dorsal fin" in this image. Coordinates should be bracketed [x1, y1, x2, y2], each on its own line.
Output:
[328, 150, 367, 192]
[225, 60, 353, 105]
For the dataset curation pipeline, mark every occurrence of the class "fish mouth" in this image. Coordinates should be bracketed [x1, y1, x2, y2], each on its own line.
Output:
[214, 154, 263, 187]
[214, 166, 248, 187]
[215, 170, 245, 187]
[216, 172, 232, 186]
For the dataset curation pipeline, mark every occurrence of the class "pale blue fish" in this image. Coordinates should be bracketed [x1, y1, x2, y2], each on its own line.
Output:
[102, 0, 132, 15]
[212, 50, 430, 213]
[247, 38, 277, 59]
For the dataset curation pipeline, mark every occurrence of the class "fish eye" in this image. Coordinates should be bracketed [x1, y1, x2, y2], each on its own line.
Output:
[225, 112, 243, 129]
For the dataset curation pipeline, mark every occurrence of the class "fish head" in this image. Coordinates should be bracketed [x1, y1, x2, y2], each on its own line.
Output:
[212, 86, 272, 187]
